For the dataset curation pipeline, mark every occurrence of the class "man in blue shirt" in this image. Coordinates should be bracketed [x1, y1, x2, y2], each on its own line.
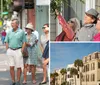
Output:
[5, 19, 26, 85]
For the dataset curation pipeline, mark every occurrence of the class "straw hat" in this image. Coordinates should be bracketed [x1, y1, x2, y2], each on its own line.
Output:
[26, 23, 34, 31]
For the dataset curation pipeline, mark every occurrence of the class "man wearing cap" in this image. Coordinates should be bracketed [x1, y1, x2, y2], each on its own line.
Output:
[75, 8, 98, 41]
[93, 14, 100, 41]
[5, 19, 26, 85]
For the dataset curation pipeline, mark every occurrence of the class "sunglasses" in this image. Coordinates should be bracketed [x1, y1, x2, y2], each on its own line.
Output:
[42, 27, 46, 29]
[69, 20, 75, 24]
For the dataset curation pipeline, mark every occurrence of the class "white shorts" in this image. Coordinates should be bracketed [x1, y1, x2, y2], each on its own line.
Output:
[7, 48, 23, 68]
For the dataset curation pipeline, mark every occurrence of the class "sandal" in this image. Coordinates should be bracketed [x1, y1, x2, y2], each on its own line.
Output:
[32, 80, 36, 84]
[39, 81, 47, 85]
[22, 81, 27, 84]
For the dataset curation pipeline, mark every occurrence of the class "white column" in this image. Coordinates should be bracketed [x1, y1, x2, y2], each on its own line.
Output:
[85, 0, 95, 11]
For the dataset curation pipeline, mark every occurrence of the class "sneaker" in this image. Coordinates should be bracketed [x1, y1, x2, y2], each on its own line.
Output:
[15, 81, 20, 85]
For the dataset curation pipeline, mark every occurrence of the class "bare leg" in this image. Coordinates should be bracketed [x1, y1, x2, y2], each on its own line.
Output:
[10, 66, 15, 82]
[42, 59, 47, 82]
[23, 64, 27, 83]
[17, 68, 22, 82]
[42, 58, 49, 83]
[31, 65, 36, 83]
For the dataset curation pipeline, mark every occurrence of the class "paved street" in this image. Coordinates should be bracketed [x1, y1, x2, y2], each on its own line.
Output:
[0, 39, 49, 85]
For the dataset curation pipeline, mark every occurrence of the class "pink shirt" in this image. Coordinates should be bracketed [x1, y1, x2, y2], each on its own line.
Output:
[55, 14, 74, 41]
[1, 31, 6, 36]
[93, 33, 100, 41]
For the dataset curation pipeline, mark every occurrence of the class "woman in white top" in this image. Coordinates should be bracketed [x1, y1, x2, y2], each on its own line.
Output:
[40, 23, 49, 84]
[40, 23, 49, 52]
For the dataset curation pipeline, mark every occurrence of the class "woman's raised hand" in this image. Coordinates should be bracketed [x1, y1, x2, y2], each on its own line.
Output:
[55, 9, 59, 16]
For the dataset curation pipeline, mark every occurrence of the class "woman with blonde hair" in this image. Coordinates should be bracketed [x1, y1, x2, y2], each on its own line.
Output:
[55, 9, 80, 41]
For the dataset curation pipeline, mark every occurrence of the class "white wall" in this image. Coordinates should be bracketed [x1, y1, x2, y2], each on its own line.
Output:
[85, 0, 95, 11]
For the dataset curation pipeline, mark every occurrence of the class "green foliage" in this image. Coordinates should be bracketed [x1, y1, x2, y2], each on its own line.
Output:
[54, 72, 59, 77]
[70, 68, 78, 76]
[60, 68, 67, 75]
[50, 0, 85, 13]
[61, 81, 68, 85]
[50, 73, 54, 78]
[0, 0, 12, 18]
[51, 0, 68, 13]
[74, 59, 83, 67]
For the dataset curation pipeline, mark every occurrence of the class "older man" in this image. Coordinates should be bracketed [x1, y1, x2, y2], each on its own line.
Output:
[5, 19, 26, 85]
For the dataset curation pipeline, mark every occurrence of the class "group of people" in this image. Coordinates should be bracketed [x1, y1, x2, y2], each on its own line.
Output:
[55, 8, 100, 41]
[4, 18, 49, 85]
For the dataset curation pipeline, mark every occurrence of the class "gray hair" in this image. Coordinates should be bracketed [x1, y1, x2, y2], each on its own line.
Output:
[11, 18, 19, 25]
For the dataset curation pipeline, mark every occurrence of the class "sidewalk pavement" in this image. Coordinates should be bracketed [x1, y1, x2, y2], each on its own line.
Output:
[0, 39, 49, 85]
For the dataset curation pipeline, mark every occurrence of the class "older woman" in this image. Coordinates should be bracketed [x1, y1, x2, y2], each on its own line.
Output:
[75, 8, 98, 41]
[23, 23, 38, 84]
[55, 10, 80, 41]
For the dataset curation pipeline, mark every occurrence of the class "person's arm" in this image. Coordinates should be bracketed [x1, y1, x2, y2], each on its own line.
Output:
[21, 42, 26, 53]
[40, 43, 44, 53]
[21, 31, 27, 53]
[5, 42, 9, 50]
[28, 34, 37, 47]
[5, 32, 9, 50]
[55, 10, 74, 40]
[39, 36, 44, 53]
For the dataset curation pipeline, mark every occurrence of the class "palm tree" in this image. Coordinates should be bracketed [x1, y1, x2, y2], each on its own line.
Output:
[50, 72, 59, 85]
[50, 73, 55, 85]
[74, 59, 83, 85]
[70, 68, 78, 85]
[60, 68, 67, 83]
[54, 72, 59, 85]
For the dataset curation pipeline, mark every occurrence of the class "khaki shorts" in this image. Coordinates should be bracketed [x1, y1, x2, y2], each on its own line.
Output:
[7, 48, 23, 68]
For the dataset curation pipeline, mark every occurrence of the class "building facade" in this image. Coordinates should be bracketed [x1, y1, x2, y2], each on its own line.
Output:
[82, 52, 100, 85]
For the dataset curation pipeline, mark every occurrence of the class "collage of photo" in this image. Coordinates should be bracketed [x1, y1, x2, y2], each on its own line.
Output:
[50, 0, 100, 85]
[0, 0, 100, 85]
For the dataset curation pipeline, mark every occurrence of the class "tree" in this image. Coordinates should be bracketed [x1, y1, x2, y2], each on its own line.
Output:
[74, 59, 83, 85]
[50, 0, 85, 13]
[0, 0, 12, 18]
[74, 59, 83, 70]
[54, 72, 59, 85]
[50, 73, 55, 85]
[50, 72, 59, 85]
[61, 81, 67, 85]
[60, 68, 67, 83]
[70, 68, 78, 85]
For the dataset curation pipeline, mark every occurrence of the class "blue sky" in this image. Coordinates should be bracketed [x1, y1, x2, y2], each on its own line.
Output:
[50, 43, 100, 72]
